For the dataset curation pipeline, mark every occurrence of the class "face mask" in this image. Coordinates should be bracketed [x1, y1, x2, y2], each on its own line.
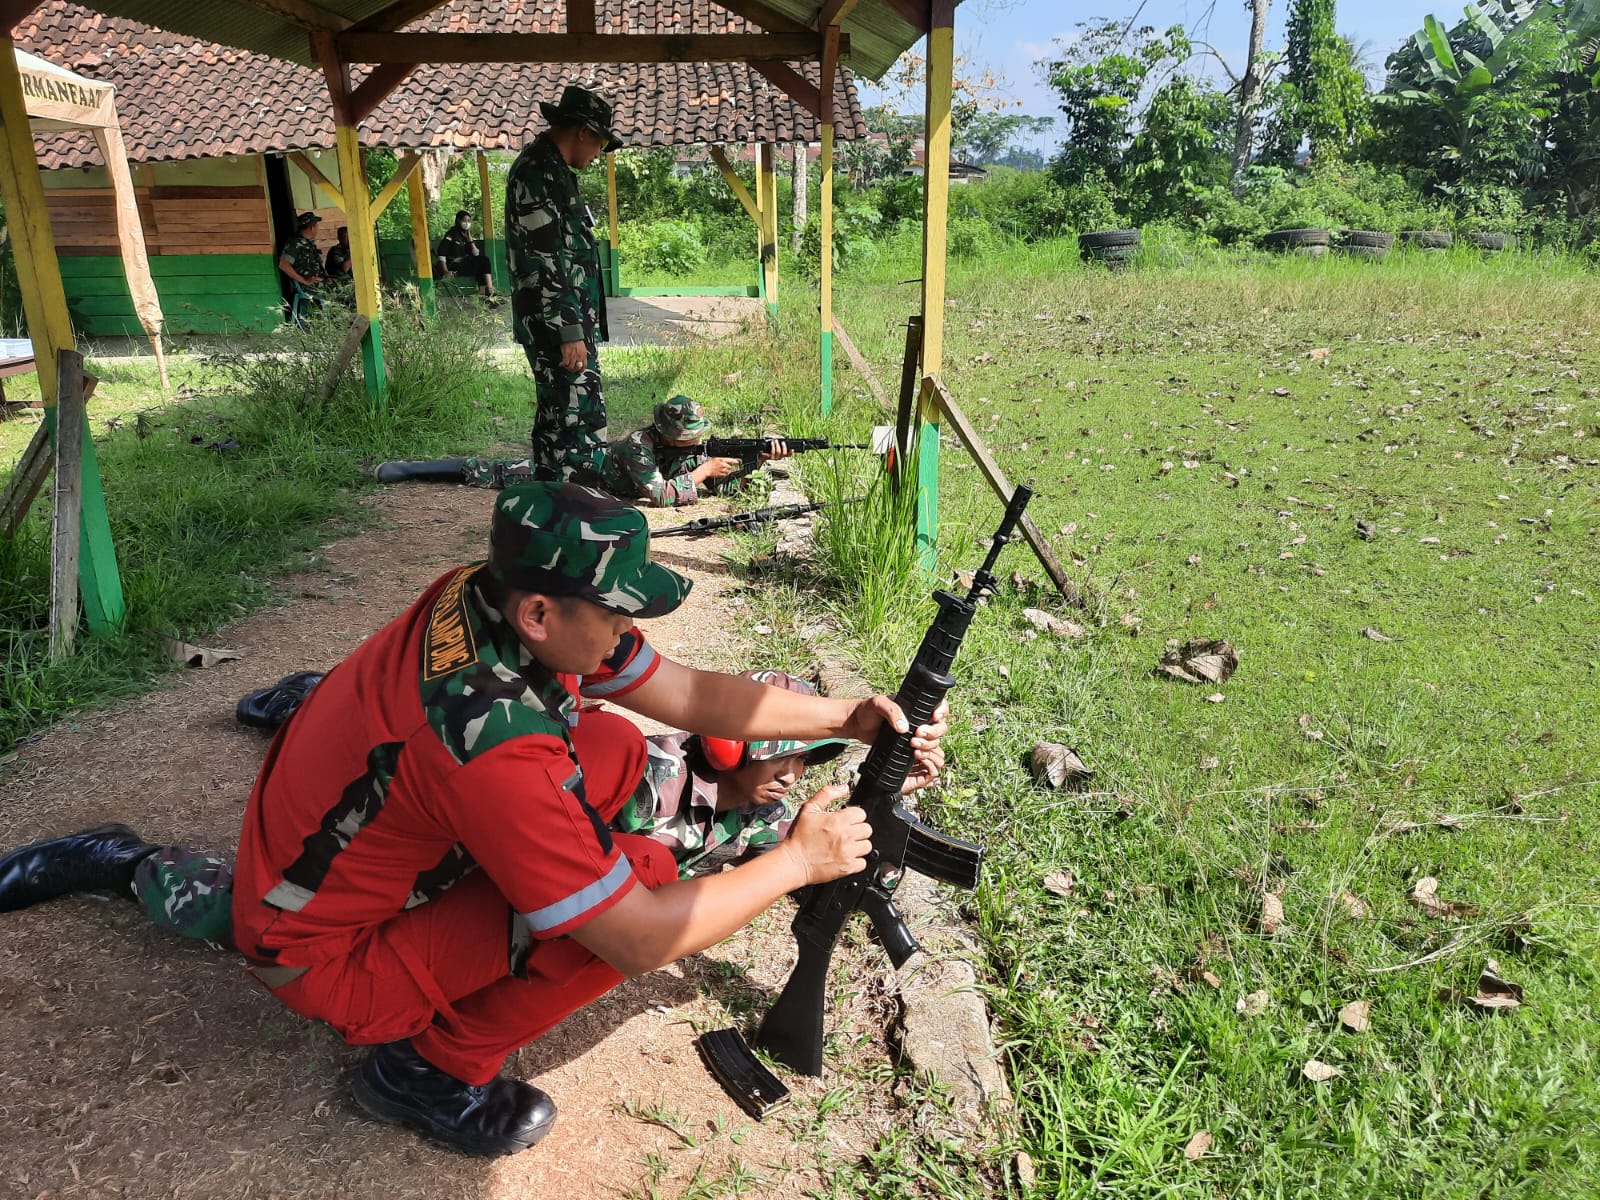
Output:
[458, 220, 471, 230]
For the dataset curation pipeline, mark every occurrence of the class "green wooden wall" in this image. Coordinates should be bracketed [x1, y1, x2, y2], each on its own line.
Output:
[61, 254, 283, 335]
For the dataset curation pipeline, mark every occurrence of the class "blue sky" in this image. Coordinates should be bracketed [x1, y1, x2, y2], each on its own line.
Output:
[856, 0, 1445, 144]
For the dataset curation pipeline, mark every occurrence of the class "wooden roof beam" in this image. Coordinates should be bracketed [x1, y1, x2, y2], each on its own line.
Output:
[568, 0, 596, 34]
[748, 60, 819, 119]
[880, 0, 926, 33]
[707, 0, 809, 34]
[348, 0, 451, 34]
[334, 32, 846, 63]
[231, 0, 350, 33]
[348, 61, 416, 122]
[814, 0, 863, 29]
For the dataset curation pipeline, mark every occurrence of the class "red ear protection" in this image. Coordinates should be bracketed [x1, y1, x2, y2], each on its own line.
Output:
[701, 736, 746, 771]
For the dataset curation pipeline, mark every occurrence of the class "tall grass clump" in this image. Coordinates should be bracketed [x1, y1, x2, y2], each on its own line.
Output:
[0, 304, 510, 751]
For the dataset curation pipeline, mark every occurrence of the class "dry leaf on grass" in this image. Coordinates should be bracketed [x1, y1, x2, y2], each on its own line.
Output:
[1184, 1131, 1213, 1161]
[1155, 639, 1239, 685]
[1028, 743, 1095, 790]
[1022, 608, 1087, 639]
[1339, 1000, 1372, 1032]
[1361, 626, 1395, 642]
[1206, 692, 1226, 704]
[1408, 876, 1479, 919]
[1043, 870, 1075, 898]
[1384, 815, 1465, 835]
[1307, 348, 1331, 360]
[1303, 1060, 1343, 1082]
[1340, 891, 1372, 920]
[1236, 989, 1270, 1017]
[1260, 892, 1287, 935]
[161, 637, 241, 669]
[1441, 965, 1524, 1012]
[1355, 519, 1378, 542]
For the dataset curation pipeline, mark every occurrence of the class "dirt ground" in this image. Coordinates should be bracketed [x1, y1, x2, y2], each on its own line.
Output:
[0, 483, 903, 1200]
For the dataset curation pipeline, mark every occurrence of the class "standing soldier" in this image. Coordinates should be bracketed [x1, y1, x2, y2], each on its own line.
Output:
[505, 85, 618, 484]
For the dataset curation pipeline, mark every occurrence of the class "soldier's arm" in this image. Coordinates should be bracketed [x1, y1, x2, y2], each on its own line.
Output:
[506, 173, 587, 343]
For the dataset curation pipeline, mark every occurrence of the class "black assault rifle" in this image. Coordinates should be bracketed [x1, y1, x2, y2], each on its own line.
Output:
[704, 436, 871, 476]
[697, 485, 1034, 1117]
[652, 498, 859, 538]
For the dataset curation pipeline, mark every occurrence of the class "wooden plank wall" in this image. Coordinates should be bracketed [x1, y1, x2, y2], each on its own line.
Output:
[44, 185, 272, 256]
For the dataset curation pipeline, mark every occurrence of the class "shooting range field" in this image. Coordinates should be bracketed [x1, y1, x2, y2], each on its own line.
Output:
[3, 246, 1599, 1196]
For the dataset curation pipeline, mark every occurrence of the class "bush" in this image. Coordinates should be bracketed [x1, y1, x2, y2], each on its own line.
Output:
[956, 168, 1074, 241]
[619, 219, 708, 276]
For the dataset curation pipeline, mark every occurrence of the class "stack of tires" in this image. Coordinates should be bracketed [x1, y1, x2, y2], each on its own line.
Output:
[1078, 229, 1142, 270]
[1399, 230, 1454, 250]
[1335, 230, 1394, 261]
[1463, 231, 1516, 253]
[1262, 228, 1330, 257]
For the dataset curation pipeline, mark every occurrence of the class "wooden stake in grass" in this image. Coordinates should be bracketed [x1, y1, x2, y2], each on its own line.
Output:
[50, 348, 85, 660]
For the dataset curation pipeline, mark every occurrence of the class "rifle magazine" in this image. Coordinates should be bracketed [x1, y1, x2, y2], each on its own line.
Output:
[696, 1028, 791, 1120]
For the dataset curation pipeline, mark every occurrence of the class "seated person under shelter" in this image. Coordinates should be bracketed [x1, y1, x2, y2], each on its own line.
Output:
[325, 225, 353, 280]
[436, 209, 499, 302]
[0, 482, 946, 1159]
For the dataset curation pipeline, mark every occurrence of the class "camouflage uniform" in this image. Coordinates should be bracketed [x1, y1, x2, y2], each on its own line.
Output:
[505, 135, 609, 483]
[614, 669, 846, 878]
[282, 234, 325, 283]
[132, 846, 236, 949]
[614, 732, 797, 878]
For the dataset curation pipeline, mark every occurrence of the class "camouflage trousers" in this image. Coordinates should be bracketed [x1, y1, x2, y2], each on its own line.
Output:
[528, 344, 608, 483]
[458, 458, 538, 490]
[132, 845, 235, 950]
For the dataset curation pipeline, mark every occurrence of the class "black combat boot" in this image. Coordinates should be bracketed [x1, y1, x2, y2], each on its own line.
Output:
[0, 824, 158, 912]
[235, 670, 325, 731]
[374, 458, 470, 484]
[352, 1040, 557, 1157]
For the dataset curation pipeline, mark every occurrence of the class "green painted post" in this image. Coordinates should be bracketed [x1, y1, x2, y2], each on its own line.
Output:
[360, 314, 387, 398]
[418, 278, 437, 320]
[44, 405, 126, 633]
[820, 329, 834, 416]
[916, 410, 939, 569]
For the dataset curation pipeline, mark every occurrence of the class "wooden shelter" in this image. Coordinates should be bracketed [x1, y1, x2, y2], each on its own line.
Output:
[19, 0, 866, 336]
[3, 0, 1063, 639]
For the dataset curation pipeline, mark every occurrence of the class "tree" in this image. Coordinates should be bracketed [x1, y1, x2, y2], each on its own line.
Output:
[954, 112, 1055, 166]
[1265, 0, 1370, 162]
[1231, 0, 1275, 183]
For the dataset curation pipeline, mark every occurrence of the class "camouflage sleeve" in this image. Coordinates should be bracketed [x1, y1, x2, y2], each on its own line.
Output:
[615, 440, 696, 507]
[716, 802, 799, 869]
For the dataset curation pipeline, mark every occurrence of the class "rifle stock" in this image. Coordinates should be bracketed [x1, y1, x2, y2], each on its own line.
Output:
[704, 436, 871, 475]
[752, 485, 1034, 1077]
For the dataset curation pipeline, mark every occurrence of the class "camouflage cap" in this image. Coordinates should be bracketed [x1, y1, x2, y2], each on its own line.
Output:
[540, 84, 622, 152]
[487, 481, 691, 617]
[653, 396, 711, 442]
[742, 669, 848, 765]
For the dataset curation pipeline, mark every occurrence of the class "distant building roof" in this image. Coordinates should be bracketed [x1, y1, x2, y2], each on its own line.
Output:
[20, 0, 866, 169]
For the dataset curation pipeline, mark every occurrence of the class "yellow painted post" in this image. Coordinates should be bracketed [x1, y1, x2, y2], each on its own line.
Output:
[819, 124, 835, 415]
[0, 37, 124, 631]
[476, 150, 504, 292]
[605, 149, 620, 295]
[757, 142, 779, 313]
[917, 3, 956, 568]
[334, 124, 386, 397]
[406, 167, 435, 318]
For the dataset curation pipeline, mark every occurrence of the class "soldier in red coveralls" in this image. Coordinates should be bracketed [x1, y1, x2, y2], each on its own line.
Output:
[0, 481, 947, 1159]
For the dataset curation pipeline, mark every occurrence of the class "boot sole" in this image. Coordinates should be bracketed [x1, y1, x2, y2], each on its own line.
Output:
[350, 1070, 555, 1157]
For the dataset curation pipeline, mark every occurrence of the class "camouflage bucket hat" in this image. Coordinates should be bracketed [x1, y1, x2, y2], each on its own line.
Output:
[742, 669, 848, 766]
[540, 84, 622, 152]
[653, 395, 711, 441]
[488, 482, 692, 618]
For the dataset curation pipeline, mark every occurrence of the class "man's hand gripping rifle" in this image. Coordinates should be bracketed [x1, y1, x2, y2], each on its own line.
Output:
[697, 485, 1034, 1117]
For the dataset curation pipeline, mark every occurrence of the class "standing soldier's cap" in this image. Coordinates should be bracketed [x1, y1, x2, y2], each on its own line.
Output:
[296, 212, 322, 229]
[487, 481, 691, 617]
[653, 396, 711, 442]
[741, 670, 849, 765]
[540, 84, 622, 152]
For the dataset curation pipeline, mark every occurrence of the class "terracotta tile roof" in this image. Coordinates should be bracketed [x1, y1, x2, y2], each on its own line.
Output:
[19, 0, 865, 170]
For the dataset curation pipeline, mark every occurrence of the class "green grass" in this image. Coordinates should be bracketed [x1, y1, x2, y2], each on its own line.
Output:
[733, 243, 1599, 1197]
[4, 238, 1596, 1196]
